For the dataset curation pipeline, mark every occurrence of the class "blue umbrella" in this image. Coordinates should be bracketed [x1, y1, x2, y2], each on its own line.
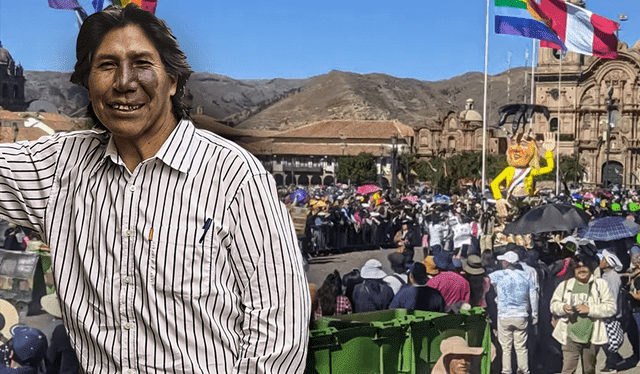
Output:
[290, 189, 307, 203]
[433, 195, 451, 205]
[579, 216, 640, 241]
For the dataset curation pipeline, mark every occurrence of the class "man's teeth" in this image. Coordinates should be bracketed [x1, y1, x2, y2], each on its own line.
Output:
[112, 104, 142, 111]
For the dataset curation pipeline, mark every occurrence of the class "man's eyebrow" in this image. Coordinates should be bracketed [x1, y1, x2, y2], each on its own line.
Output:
[93, 51, 156, 61]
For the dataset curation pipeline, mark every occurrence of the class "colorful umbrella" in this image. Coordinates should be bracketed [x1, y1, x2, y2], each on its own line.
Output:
[579, 216, 640, 241]
[401, 195, 419, 203]
[290, 189, 307, 203]
[356, 184, 381, 195]
[433, 195, 451, 205]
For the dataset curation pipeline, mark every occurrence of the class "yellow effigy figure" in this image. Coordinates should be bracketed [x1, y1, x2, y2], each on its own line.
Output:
[491, 132, 556, 216]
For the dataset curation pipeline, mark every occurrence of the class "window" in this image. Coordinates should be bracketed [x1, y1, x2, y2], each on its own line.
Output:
[583, 113, 591, 128]
[552, 49, 566, 60]
[550, 118, 559, 132]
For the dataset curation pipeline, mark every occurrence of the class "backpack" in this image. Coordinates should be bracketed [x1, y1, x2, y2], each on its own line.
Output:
[617, 281, 633, 329]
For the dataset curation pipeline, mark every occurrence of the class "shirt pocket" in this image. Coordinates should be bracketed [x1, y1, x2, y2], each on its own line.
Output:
[149, 225, 213, 296]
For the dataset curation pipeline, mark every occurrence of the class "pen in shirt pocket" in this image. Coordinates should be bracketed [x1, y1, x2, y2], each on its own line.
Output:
[199, 218, 212, 243]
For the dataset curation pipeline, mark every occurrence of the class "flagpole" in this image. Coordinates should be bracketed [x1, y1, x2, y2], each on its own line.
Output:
[481, 0, 490, 195]
[556, 56, 562, 195]
[530, 40, 536, 106]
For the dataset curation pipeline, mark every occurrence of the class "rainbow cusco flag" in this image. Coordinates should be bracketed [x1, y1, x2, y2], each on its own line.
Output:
[495, 0, 566, 50]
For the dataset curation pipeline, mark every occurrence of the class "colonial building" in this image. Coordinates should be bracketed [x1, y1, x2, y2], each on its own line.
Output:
[416, 98, 484, 157]
[0, 43, 27, 112]
[0, 110, 83, 142]
[531, 41, 640, 187]
[192, 114, 413, 186]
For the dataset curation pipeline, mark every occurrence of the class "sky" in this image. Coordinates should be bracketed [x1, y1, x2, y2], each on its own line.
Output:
[0, 0, 638, 81]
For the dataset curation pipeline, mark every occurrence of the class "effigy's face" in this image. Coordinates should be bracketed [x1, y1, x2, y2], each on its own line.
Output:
[507, 139, 536, 168]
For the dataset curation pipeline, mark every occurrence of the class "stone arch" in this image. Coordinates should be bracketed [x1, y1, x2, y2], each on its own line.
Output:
[323, 175, 335, 186]
[602, 161, 623, 187]
[285, 174, 294, 185]
[310, 175, 322, 185]
[274, 174, 284, 186]
[298, 174, 309, 186]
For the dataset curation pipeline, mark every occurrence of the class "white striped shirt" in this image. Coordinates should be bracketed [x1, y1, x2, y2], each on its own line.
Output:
[0, 119, 310, 373]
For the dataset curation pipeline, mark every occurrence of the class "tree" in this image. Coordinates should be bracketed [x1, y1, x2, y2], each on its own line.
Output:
[336, 152, 377, 185]
[537, 154, 585, 183]
[559, 154, 586, 183]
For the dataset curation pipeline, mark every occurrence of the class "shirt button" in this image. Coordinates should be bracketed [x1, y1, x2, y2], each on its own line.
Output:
[124, 277, 132, 284]
[129, 185, 136, 192]
[128, 370, 133, 374]
[124, 323, 132, 330]
[125, 229, 133, 237]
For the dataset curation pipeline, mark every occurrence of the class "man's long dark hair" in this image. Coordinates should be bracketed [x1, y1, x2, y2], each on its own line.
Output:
[70, 3, 193, 130]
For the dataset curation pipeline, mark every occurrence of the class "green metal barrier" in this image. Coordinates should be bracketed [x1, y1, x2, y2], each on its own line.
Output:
[306, 308, 492, 374]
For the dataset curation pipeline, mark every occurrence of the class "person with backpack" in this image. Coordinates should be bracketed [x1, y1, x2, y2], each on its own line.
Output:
[351, 259, 395, 313]
[383, 252, 409, 294]
[389, 262, 446, 312]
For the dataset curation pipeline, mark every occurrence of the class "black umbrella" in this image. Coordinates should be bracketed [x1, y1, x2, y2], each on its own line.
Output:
[502, 203, 590, 235]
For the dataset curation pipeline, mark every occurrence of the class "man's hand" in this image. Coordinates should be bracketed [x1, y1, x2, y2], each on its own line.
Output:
[532, 317, 538, 325]
[563, 304, 573, 314]
[574, 305, 589, 315]
[541, 132, 556, 153]
[496, 199, 511, 217]
[631, 290, 640, 302]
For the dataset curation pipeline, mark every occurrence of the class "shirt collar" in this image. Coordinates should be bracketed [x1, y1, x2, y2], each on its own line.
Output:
[154, 118, 195, 174]
[100, 118, 195, 174]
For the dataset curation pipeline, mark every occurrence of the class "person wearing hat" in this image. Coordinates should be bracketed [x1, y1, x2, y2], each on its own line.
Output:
[462, 255, 489, 308]
[427, 252, 470, 309]
[351, 259, 394, 313]
[550, 253, 615, 374]
[423, 256, 440, 279]
[0, 326, 48, 374]
[488, 251, 537, 374]
[389, 262, 445, 312]
[598, 250, 627, 372]
[431, 336, 486, 374]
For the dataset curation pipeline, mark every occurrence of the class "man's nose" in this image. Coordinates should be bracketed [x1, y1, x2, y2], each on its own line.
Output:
[114, 64, 137, 92]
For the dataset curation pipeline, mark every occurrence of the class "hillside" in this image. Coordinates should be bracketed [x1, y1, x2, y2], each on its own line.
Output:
[23, 68, 530, 130]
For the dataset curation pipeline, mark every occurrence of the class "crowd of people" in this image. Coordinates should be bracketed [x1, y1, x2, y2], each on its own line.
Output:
[297, 182, 640, 374]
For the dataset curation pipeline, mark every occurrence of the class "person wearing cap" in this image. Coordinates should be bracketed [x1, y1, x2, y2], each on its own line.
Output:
[550, 253, 615, 374]
[383, 252, 409, 295]
[0, 326, 48, 374]
[389, 262, 446, 312]
[351, 259, 394, 313]
[431, 336, 486, 374]
[427, 252, 470, 309]
[598, 250, 626, 372]
[488, 251, 537, 374]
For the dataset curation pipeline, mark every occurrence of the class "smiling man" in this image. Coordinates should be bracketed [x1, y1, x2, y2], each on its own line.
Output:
[0, 4, 310, 374]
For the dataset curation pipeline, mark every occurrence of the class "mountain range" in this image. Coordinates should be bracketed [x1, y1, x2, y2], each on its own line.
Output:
[24, 68, 531, 131]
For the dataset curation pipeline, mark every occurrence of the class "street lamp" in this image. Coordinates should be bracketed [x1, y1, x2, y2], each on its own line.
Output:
[378, 144, 384, 186]
[604, 86, 617, 187]
[391, 134, 398, 196]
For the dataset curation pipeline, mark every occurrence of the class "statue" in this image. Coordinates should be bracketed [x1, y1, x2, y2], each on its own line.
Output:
[490, 104, 556, 217]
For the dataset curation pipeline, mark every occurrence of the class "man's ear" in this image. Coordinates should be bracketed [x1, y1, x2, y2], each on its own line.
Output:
[169, 74, 177, 96]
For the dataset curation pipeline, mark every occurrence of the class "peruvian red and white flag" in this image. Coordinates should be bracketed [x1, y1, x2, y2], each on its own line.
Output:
[539, 0, 619, 59]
